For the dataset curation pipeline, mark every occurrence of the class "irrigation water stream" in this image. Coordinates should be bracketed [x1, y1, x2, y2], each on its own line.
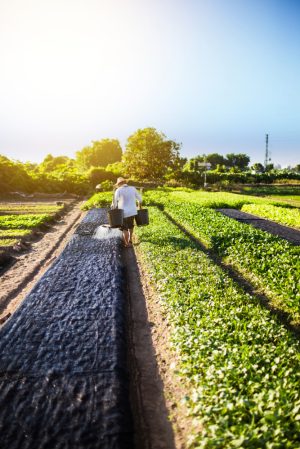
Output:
[0, 209, 133, 448]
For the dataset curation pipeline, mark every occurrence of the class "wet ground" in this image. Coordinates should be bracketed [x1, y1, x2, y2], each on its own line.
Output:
[0, 209, 133, 449]
[217, 208, 300, 245]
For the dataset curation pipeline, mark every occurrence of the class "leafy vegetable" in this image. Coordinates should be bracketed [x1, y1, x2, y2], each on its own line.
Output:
[0, 214, 52, 229]
[241, 204, 300, 229]
[165, 202, 300, 321]
[136, 207, 300, 448]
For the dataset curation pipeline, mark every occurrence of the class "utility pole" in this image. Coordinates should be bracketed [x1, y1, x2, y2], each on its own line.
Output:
[264, 133, 269, 169]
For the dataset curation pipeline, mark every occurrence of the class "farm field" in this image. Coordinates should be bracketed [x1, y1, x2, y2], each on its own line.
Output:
[85, 188, 300, 447]
[1, 188, 299, 448]
[0, 199, 83, 326]
[238, 185, 300, 197]
[0, 202, 65, 253]
[265, 195, 300, 208]
[241, 204, 300, 229]
[135, 207, 300, 448]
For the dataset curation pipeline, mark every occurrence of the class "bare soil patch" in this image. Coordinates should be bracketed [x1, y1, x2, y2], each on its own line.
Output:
[125, 242, 197, 449]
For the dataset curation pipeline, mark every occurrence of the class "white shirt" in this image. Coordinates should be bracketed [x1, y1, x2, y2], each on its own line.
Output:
[113, 185, 142, 218]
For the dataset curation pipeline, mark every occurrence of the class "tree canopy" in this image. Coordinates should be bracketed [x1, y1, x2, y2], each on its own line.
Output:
[76, 139, 122, 170]
[226, 153, 250, 170]
[123, 127, 181, 180]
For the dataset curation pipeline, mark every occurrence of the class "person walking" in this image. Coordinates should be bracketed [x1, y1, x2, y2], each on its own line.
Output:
[113, 177, 142, 247]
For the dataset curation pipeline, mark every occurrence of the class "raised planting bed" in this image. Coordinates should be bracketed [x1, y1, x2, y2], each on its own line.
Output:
[0, 202, 69, 254]
[241, 204, 300, 229]
[0, 209, 133, 449]
[135, 207, 300, 449]
[164, 202, 300, 323]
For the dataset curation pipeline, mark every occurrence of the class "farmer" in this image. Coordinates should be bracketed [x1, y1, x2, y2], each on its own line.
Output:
[113, 177, 142, 247]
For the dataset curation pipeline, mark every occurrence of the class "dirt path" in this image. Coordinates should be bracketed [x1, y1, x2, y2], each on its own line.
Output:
[217, 208, 300, 244]
[125, 244, 197, 449]
[0, 202, 84, 324]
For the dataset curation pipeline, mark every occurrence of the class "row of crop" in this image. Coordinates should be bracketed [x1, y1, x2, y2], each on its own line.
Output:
[0, 203, 64, 214]
[241, 204, 300, 229]
[163, 202, 300, 323]
[81, 192, 113, 210]
[135, 207, 300, 448]
[143, 188, 297, 210]
[82, 188, 300, 212]
[0, 214, 53, 229]
[0, 203, 64, 249]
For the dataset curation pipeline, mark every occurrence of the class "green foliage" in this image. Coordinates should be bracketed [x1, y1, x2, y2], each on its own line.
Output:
[87, 167, 115, 188]
[251, 162, 265, 173]
[143, 189, 292, 210]
[0, 229, 31, 237]
[105, 161, 125, 177]
[39, 154, 74, 172]
[205, 153, 226, 169]
[98, 180, 113, 191]
[0, 155, 35, 193]
[242, 185, 300, 196]
[0, 214, 52, 229]
[76, 139, 122, 170]
[81, 192, 113, 210]
[0, 238, 19, 247]
[136, 207, 300, 448]
[226, 153, 250, 170]
[123, 127, 181, 181]
[0, 203, 64, 246]
[241, 204, 300, 229]
[165, 202, 300, 321]
[0, 204, 64, 214]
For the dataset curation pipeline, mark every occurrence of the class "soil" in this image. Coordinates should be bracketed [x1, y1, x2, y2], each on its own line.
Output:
[0, 206, 192, 448]
[0, 201, 85, 324]
[125, 243, 195, 449]
[1, 203, 299, 446]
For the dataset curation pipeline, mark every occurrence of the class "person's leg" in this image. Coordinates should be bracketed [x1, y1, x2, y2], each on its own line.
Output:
[124, 217, 134, 246]
[129, 227, 134, 244]
[122, 218, 130, 246]
[123, 229, 130, 246]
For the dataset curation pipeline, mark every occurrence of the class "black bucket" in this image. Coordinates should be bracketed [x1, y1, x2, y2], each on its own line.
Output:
[135, 209, 149, 226]
[108, 209, 124, 228]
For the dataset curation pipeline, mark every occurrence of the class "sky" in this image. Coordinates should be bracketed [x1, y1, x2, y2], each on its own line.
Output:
[0, 0, 299, 167]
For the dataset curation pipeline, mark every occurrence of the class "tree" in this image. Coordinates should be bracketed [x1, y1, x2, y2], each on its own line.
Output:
[0, 155, 35, 193]
[226, 153, 250, 171]
[183, 156, 205, 172]
[251, 162, 264, 173]
[39, 154, 73, 172]
[76, 139, 122, 170]
[205, 153, 226, 169]
[123, 128, 181, 180]
[87, 167, 115, 187]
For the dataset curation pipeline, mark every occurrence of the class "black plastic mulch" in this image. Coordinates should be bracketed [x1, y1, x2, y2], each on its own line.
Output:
[0, 209, 133, 449]
[217, 208, 300, 245]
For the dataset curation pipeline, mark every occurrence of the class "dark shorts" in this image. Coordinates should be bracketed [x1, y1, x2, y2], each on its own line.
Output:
[121, 215, 136, 231]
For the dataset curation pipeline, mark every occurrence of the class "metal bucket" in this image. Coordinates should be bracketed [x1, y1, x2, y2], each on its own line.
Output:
[135, 209, 149, 226]
[108, 209, 124, 228]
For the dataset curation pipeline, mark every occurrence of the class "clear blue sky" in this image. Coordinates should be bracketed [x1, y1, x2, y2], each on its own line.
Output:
[0, 0, 299, 167]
